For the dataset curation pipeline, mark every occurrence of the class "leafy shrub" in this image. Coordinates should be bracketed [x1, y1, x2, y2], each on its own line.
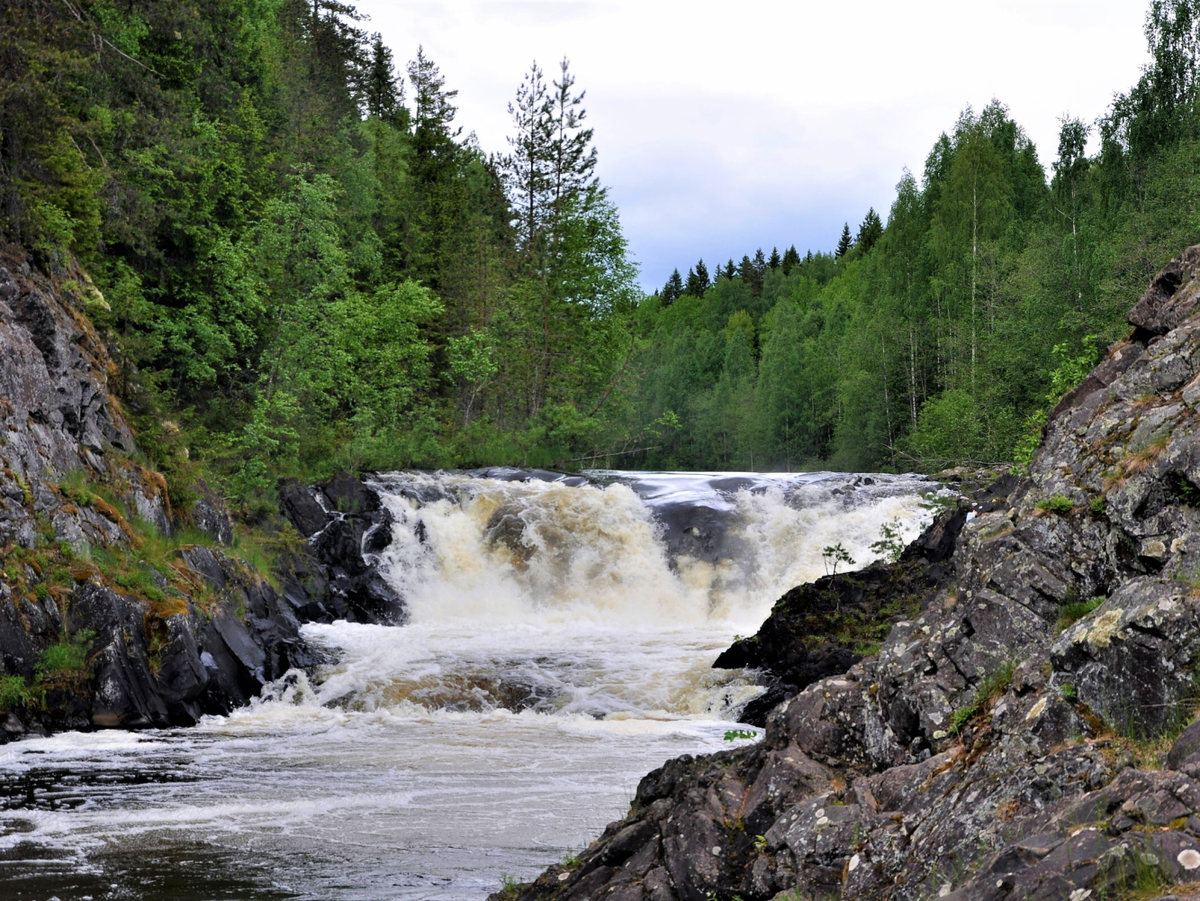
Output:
[0, 675, 33, 711]
[36, 630, 95, 679]
[1035, 494, 1075, 514]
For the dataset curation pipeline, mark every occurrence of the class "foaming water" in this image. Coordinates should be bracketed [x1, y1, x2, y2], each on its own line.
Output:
[0, 470, 939, 899]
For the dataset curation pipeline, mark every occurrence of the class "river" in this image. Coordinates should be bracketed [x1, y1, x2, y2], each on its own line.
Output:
[0, 470, 938, 900]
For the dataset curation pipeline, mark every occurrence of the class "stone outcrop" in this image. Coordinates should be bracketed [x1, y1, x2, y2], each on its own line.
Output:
[0, 247, 316, 736]
[502, 248, 1200, 900]
[277, 474, 407, 625]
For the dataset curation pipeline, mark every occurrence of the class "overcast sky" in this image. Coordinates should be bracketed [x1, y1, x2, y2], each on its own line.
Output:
[354, 1, 1153, 290]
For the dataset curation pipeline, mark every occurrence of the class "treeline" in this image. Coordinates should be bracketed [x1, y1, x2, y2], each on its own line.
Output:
[0, 0, 639, 498]
[614, 0, 1200, 472]
[7, 0, 1200, 487]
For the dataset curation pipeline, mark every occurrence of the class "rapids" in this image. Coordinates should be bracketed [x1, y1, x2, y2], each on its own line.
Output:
[0, 470, 940, 900]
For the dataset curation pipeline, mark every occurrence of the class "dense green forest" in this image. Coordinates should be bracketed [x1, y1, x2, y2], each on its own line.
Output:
[4, 0, 1200, 497]
[629, 0, 1200, 472]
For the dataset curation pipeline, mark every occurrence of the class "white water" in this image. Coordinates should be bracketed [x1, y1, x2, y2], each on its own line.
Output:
[0, 470, 938, 900]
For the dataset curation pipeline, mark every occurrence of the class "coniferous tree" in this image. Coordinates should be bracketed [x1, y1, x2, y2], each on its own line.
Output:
[502, 60, 553, 263]
[547, 58, 598, 251]
[723, 259, 737, 281]
[365, 33, 405, 123]
[403, 45, 468, 285]
[684, 261, 709, 297]
[835, 223, 853, 258]
[662, 268, 684, 304]
[738, 254, 755, 285]
[695, 259, 710, 290]
[781, 245, 801, 274]
[856, 208, 883, 254]
[768, 247, 782, 269]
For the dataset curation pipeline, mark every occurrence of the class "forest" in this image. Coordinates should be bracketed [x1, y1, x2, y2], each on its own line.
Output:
[3, 0, 1200, 501]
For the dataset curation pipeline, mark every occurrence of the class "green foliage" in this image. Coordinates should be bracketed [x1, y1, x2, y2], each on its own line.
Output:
[0, 675, 34, 712]
[821, 542, 856, 578]
[9, 0, 1200, 485]
[723, 729, 759, 741]
[36, 630, 96, 680]
[949, 660, 1016, 735]
[497, 873, 520, 899]
[870, 519, 907, 563]
[1056, 596, 1105, 633]
[1035, 494, 1076, 514]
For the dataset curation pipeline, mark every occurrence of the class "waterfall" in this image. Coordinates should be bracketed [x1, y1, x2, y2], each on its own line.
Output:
[0, 470, 941, 901]
[293, 469, 938, 719]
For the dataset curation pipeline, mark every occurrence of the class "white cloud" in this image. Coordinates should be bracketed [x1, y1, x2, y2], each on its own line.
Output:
[355, 0, 1151, 288]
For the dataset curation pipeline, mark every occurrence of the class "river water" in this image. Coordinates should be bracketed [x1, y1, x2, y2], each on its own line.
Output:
[0, 471, 937, 900]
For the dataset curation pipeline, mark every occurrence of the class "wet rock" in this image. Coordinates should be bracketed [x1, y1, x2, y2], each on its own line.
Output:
[278, 473, 407, 625]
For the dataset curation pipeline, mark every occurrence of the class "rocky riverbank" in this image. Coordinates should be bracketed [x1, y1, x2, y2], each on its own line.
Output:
[498, 250, 1200, 900]
[0, 247, 399, 738]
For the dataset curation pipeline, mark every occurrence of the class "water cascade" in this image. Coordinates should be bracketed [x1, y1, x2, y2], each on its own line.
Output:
[0, 470, 939, 900]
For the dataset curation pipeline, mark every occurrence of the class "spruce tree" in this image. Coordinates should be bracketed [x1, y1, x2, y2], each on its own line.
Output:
[782, 245, 801, 275]
[365, 33, 405, 123]
[768, 247, 782, 269]
[723, 259, 736, 281]
[662, 268, 684, 304]
[856, 208, 883, 254]
[695, 258, 710, 290]
[835, 223, 853, 258]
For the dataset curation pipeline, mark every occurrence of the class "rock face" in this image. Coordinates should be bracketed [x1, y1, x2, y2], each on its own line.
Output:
[503, 249, 1200, 900]
[277, 474, 406, 625]
[0, 248, 316, 736]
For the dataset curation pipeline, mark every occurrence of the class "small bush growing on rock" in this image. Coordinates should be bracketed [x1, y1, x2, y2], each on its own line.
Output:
[870, 519, 906, 563]
[1089, 495, 1107, 515]
[724, 729, 759, 742]
[35, 629, 95, 679]
[0, 675, 33, 711]
[822, 542, 855, 578]
[1035, 494, 1075, 514]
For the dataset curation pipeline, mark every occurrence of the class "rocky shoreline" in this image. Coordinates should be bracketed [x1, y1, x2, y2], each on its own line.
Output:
[0, 247, 404, 738]
[495, 250, 1200, 900]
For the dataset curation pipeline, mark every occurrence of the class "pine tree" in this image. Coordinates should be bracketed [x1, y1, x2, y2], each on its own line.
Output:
[835, 223, 853, 258]
[548, 58, 598, 247]
[502, 60, 552, 263]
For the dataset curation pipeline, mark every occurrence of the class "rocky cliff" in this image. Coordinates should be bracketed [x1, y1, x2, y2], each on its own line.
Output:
[501, 250, 1200, 900]
[0, 247, 352, 736]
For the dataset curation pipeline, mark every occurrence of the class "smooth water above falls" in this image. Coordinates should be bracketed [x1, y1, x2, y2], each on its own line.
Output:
[0, 470, 938, 900]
